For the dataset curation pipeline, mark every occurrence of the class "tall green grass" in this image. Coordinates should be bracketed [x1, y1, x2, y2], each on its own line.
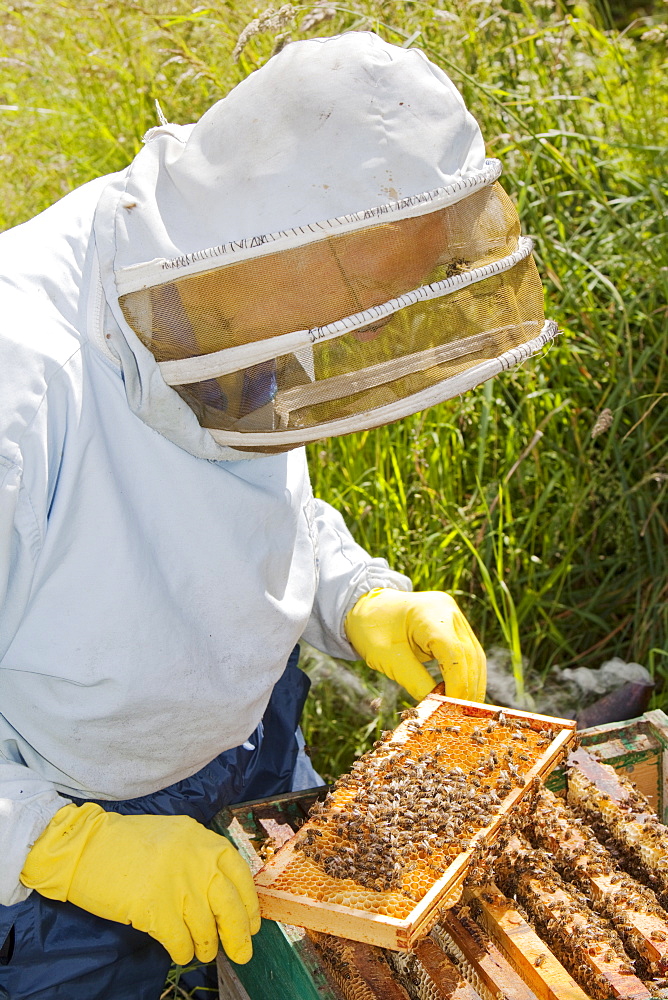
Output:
[2, 0, 666, 720]
[2, 1, 665, 993]
[2, 0, 666, 748]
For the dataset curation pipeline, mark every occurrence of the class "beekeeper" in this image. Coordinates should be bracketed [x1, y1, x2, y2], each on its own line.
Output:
[0, 30, 555, 1000]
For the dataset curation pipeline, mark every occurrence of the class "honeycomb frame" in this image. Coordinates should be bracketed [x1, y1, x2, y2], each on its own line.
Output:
[255, 693, 576, 950]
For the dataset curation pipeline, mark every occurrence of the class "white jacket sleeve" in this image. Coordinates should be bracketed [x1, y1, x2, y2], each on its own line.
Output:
[302, 497, 412, 659]
[0, 458, 70, 905]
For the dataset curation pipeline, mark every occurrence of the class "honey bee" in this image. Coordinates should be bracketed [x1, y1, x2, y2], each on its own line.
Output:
[534, 953, 546, 967]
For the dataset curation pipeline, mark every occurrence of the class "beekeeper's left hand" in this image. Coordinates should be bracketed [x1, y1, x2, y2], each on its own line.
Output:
[345, 588, 486, 702]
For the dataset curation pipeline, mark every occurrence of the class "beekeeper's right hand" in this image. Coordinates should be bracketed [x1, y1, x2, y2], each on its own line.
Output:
[19, 802, 261, 965]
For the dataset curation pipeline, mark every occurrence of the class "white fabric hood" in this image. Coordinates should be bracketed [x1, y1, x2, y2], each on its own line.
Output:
[93, 31, 554, 458]
[104, 31, 486, 268]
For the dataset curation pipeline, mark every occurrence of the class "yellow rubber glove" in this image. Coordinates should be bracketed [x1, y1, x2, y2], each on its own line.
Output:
[345, 588, 486, 702]
[20, 802, 260, 966]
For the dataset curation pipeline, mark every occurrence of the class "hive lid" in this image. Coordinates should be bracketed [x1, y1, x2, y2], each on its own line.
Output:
[255, 693, 576, 950]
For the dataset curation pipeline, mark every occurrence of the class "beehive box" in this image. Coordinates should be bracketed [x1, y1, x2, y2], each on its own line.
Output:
[546, 709, 668, 821]
[212, 708, 668, 1000]
[252, 693, 575, 950]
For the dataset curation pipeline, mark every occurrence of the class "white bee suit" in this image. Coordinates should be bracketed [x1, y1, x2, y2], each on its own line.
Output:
[0, 31, 553, 906]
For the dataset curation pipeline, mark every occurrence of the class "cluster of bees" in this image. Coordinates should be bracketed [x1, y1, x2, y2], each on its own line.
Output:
[493, 836, 638, 997]
[298, 707, 553, 899]
[461, 773, 668, 998]
[284, 710, 668, 1000]
[530, 783, 668, 950]
[568, 765, 668, 906]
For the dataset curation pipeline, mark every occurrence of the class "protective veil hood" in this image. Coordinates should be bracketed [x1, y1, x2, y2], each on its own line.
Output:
[94, 31, 556, 456]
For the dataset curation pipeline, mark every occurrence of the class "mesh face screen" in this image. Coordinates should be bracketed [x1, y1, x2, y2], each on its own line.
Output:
[119, 183, 545, 439]
[172, 256, 544, 433]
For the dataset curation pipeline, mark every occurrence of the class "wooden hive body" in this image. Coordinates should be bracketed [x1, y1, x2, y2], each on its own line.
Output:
[213, 709, 668, 1000]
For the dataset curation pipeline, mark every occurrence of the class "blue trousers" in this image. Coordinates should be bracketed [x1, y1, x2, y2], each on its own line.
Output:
[0, 648, 316, 1000]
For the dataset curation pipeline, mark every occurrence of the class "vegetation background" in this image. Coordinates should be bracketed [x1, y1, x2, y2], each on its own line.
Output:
[0, 0, 666, 990]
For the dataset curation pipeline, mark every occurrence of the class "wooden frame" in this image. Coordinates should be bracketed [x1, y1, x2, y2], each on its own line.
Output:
[254, 694, 576, 950]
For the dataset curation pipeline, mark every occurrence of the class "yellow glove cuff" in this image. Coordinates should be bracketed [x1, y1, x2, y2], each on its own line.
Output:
[21, 802, 102, 897]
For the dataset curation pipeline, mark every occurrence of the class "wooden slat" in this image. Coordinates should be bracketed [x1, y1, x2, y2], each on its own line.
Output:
[257, 878, 410, 951]
[217, 952, 253, 1000]
[567, 748, 668, 906]
[424, 693, 578, 731]
[464, 885, 593, 1000]
[486, 832, 653, 1000]
[417, 938, 485, 999]
[509, 881, 650, 999]
[388, 939, 485, 1000]
[435, 911, 540, 1000]
[307, 932, 413, 1000]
